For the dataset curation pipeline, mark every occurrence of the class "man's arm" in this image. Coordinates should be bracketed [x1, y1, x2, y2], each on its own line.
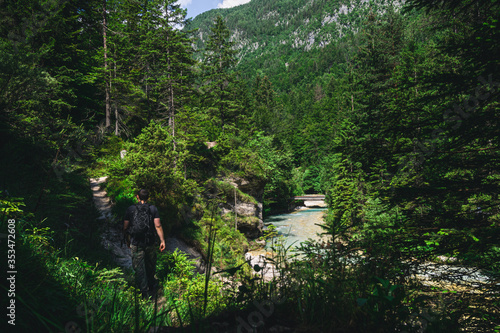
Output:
[154, 218, 165, 252]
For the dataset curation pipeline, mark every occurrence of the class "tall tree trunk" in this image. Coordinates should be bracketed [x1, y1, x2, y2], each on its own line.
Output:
[167, 35, 175, 146]
[103, 0, 110, 128]
[165, 8, 176, 153]
[114, 50, 119, 136]
[169, 74, 175, 146]
[145, 67, 151, 122]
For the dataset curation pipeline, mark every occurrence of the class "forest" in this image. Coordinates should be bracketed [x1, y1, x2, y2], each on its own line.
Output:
[0, 0, 499, 332]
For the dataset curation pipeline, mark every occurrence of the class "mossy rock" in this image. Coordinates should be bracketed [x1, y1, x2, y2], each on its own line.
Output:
[223, 214, 263, 239]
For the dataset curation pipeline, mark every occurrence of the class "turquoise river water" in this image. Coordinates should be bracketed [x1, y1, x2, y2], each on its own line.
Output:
[249, 208, 493, 289]
[263, 208, 328, 252]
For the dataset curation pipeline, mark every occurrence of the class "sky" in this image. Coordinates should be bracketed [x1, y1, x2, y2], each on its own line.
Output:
[179, 0, 252, 20]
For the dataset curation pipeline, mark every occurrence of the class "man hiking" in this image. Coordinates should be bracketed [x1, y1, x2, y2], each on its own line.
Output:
[123, 189, 166, 298]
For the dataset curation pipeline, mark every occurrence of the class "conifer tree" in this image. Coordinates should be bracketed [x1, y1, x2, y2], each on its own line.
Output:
[97, 0, 195, 137]
[0, 0, 102, 140]
[252, 75, 278, 134]
[147, 1, 195, 142]
[201, 16, 242, 138]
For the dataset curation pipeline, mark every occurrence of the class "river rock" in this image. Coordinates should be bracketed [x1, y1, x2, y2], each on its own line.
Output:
[232, 215, 262, 239]
[245, 251, 279, 280]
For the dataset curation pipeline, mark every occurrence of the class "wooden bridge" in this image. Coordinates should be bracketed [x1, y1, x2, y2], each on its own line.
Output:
[293, 194, 326, 207]
[293, 194, 326, 200]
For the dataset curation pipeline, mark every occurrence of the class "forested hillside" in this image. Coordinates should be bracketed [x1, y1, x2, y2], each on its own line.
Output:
[1, 0, 499, 331]
[188, 0, 402, 91]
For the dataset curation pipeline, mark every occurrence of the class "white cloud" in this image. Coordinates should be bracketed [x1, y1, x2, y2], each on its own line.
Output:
[217, 0, 251, 9]
[178, 0, 192, 7]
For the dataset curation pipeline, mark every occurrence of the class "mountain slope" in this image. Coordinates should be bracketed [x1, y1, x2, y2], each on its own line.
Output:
[187, 0, 404, 91]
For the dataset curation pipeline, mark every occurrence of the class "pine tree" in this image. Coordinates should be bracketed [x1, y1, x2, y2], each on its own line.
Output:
[201, 16, 242, 139]
[252, 75, 278, 134]
[0, 0, 102, 140]
[146, 1, 195, 143]
[96, 0, 195, 137]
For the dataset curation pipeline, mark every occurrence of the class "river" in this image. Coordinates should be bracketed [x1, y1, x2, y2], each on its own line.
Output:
[263, 207, 328, 251]
[246, 207, 495, 289]
[245, 207, 329, 278]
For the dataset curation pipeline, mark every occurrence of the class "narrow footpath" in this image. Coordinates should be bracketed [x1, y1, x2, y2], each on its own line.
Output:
[90, 176, 133, 269]
[90, 176, 204, 271]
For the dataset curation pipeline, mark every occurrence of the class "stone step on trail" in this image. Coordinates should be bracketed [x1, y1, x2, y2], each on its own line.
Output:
[90, 176, 113, 220]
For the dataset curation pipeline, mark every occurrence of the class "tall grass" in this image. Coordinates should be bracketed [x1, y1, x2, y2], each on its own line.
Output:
[19, 226, 174, 332]
[0, 188, 176, 332]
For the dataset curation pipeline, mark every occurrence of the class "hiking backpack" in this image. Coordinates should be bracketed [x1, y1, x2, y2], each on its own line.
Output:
[128, 203, 155, 246]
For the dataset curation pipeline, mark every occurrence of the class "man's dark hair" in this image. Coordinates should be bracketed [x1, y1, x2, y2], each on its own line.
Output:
[137, 189, 149, 201]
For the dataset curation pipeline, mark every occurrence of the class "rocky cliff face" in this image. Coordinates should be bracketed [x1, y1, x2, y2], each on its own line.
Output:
[218, 176, 265, 239]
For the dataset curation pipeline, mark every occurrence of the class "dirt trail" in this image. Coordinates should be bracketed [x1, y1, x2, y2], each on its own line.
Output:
[90, 176, 204, 271]
[90, 176, 133, 269]
[90, 176, 113, 220]
[90, 177, 172, 309]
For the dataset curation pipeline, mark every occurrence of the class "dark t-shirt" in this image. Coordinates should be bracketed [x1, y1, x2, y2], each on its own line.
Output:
[124, 203, 160, 246]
